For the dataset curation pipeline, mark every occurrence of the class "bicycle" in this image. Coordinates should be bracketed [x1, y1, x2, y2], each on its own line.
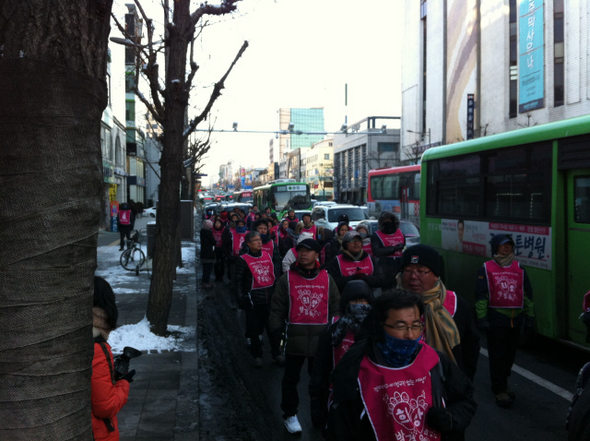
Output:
[120, 230, 148, 276]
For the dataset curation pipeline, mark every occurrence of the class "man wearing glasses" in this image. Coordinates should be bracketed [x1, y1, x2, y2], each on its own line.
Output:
[396, 244, 480, 382]
[327, 290, 476, 441]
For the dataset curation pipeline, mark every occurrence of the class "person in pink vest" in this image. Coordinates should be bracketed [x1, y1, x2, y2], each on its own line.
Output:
[281, 232, 314, 273]
[355, 224, 373, 256]
[309, 280, 374, 430]
[235, 231, 283, 368]
[371, 211, 405, 288]
[116, 202, 136, 251]
[327, 290, 476, 441]
[222, 217, 247, 305]
[299, 212, 318, 240]
[396, 244, 480, 382]
[475, 234, 535, 408]
[324, 230, 386, 293]
[269, 238, 340, 435]
[211, 218, 225, 283]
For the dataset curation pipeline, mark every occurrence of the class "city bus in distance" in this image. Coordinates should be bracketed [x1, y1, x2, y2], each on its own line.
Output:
[253, 180, 311, 217]
[420, 114, 590, 347]
[233, 189, 253, 203]
[367, 165, 421, 225]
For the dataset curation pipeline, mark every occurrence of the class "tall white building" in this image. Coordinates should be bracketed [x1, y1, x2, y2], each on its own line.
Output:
[401, 0, 590, 156]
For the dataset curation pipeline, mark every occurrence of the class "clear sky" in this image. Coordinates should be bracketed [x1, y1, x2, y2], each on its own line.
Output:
[111, 0, 404, 187]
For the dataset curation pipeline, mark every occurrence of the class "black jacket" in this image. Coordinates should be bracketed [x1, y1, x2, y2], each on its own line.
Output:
[449, 293, 481, 382]
[324, 251, 386, 293]
[199, 228, 216, 260]
[327, 338, 476, 441]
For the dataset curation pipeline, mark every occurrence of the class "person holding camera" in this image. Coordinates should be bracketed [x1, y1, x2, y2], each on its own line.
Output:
[92, 276, 135, 440]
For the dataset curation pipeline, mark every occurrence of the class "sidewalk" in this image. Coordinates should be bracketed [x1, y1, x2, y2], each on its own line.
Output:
[96, 216, 200, 441]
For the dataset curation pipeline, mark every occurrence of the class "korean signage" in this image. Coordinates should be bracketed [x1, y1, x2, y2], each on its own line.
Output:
[518, 0, 544, 113]
[466, 94, 475, 140]
[439, 219, 551, 270]
[275, 185, 307, 192]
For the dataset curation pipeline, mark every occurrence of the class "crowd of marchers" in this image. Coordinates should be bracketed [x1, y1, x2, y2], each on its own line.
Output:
[197, 204, 535, 440]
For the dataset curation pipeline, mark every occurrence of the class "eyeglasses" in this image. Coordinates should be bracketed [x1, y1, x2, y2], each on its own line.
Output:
[402, 268, 432, 277]
[384, 322, 424, 333]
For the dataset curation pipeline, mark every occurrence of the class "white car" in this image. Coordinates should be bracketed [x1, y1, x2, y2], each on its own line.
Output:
[311, 204, 369, 231]
[144, 207, 157, 218]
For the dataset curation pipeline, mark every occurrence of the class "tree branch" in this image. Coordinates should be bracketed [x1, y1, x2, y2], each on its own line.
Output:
[183, 40, 248, 140]
[189, 0, 241, 28]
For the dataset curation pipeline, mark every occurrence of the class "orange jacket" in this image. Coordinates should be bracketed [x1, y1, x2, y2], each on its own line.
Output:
[91, 341, 130, 441]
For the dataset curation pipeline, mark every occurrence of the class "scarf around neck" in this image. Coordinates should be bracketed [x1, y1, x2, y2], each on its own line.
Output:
[396, 275, 459, 363]
[342, 249, 364, 261]
[493, 252, 515, 267]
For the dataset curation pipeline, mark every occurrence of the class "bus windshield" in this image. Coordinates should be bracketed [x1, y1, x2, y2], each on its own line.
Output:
[272, 185, 310, 211]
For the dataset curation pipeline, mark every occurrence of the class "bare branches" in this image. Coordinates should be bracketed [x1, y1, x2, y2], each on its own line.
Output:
[184, 40, 248, 140]
[189, 0, 241, 28]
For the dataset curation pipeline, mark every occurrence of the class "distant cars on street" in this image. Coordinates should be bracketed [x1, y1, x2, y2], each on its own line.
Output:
[357, 219, 421, 247]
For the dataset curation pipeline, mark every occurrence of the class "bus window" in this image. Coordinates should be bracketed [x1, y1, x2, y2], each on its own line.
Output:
[575, 176, 590, 223]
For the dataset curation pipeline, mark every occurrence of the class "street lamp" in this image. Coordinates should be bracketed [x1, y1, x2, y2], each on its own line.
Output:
[407, 128, 431, 145]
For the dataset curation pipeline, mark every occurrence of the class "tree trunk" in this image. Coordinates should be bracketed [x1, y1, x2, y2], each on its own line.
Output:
[146, 0, 192, 336]
[0, 1, 112, 439]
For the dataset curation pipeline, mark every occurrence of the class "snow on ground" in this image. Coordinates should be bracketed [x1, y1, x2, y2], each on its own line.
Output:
[96, 242, 197, 354]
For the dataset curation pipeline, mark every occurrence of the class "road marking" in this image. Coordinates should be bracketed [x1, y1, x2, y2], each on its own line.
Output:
[480, 348, 574, 401]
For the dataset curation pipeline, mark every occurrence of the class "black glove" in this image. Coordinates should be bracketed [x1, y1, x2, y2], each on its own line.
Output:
[426, 407, 453, 433]
[120, 369, 136, 383]
[393, 244, 404, 252]
[310, 396, 327, 428]
[353, 272, 367, 279]
[238, 294, 253, 310]
[477, 318, 490, 332]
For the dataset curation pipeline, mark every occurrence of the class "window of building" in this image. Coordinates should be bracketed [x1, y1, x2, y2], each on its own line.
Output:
[324, 153, 330, 160]
[554, 0, 564, 107]
[378, 142, 398, 153]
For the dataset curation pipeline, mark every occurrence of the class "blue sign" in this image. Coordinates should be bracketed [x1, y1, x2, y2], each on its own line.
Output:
[467, 94, 475, 139]
[518, 0, 544, 113]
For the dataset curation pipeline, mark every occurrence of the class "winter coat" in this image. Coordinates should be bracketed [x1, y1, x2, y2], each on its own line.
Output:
[91, 337, 130, 441]
[448, 292, 481, 382]
[324, 251, 386, 293]
[199, 228, 216, 262]
[326, 338, 477, 441]
[269, 262, 340, 357]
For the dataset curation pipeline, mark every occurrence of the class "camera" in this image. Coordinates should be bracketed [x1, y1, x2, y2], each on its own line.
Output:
[114, 346, 142, 381]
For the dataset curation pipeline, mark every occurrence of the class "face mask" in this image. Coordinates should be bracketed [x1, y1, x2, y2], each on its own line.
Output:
[346, 303, 371, 324]
[377, 331, 421, 367]
[259, 234, 268, 241]
[236, 226, 247, 233]
[359, 232, 368, 239]
[382, 223, 396, 234]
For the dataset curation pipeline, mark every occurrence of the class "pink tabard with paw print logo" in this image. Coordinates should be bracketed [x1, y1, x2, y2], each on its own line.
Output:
[358, 342, 441, 441]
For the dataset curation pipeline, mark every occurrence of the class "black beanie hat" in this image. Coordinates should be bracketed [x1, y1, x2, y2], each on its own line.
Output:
[401, 244, 440, 276]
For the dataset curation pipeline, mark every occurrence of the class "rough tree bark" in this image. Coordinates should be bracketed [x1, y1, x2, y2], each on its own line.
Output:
[0, 1, 113, 439]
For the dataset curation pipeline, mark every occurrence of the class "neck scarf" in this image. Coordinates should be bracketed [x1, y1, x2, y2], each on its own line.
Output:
[396, 275, 459, 363]
[342, 249, 364, 261]
[331, 304, 372, 347]
[377, 332, 421, 367]
[493, 252, 515, 267]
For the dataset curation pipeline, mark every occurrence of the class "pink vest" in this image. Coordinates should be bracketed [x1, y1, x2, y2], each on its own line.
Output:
[375, 230, 404, 257]
[333, 328, 355, 367]
[443, 290, 458, 317]
[287, 269, 330, 325]
[302, 224, 317, 240]
[212, 228, 223, 248]
[231, 229, 246, 257]
[484, 260, 524, 308]
[358, 343, 441, 441]
[261, 240, 274, 257]
[336, 254, 374, 277]
[119, 209, 131, 225]
[241, 252, 275, 290]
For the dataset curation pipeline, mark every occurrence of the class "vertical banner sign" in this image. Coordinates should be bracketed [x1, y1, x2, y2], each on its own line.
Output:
[466, 94, 475, 139]
[518, 0, 545, 113]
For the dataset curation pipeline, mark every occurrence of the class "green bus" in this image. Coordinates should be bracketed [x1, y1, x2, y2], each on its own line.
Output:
[253, 180, 312, 217]
[420, 114, 590, 347]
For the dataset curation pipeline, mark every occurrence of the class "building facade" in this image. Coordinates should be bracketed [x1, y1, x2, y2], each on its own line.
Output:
[333, 117, 401, 205]
[302, 139, 334, 200]
[401, 0, 590, 158]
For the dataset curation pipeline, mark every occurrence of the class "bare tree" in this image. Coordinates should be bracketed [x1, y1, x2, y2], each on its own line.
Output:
[0, 1, 113, 439]
[403, 142, 424, 165]
[112, 0, 247, 335]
